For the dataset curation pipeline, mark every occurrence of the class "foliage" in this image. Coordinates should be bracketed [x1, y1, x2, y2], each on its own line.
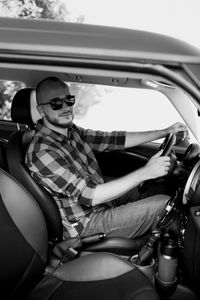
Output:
[0, 0, 74, 20]
[0, 0, 101, 121]
[0, 81, 26, 120]
[69, 83, 102, 120]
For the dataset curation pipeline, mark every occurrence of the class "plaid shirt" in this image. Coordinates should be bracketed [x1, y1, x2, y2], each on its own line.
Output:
[25, 120, 126, 238]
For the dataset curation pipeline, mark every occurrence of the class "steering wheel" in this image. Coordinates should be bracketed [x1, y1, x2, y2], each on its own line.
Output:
[159, 133, 176, 156]
[138, 133, 176, 193]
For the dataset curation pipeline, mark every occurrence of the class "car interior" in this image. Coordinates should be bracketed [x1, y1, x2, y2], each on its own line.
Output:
[1, 17, 200, 300]
[1, 75, 200, 300]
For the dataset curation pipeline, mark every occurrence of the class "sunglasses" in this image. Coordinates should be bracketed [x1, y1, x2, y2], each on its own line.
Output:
[40, 95, 75, 111]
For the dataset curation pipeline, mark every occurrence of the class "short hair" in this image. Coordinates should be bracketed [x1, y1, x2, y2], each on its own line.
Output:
[36, 77, 66, 105]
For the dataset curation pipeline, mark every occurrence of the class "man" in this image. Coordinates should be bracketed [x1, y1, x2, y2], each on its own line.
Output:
[26, 76, 187, 239]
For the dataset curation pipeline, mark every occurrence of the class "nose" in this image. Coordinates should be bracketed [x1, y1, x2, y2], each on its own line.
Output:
[62, 101, 71, 110]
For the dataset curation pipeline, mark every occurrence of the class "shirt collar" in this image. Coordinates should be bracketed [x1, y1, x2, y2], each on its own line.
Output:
[36, 119, 74, 142]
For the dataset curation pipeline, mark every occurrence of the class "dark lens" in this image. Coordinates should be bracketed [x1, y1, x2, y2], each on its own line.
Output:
[66, 100, 75, 106]
[65, 95, 75, 106]
[50, 99, 63, 110]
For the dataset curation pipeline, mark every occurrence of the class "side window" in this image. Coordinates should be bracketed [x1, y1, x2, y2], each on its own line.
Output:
[73, 83, 193, 144]
[0, 81, 26, 120]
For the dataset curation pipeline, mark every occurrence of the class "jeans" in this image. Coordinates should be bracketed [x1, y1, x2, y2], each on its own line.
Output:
[81, 187, 169, 239]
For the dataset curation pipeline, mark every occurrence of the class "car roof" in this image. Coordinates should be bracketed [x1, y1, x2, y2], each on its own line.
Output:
[1, 17, 200, 64]
[0, 16, 200, 109]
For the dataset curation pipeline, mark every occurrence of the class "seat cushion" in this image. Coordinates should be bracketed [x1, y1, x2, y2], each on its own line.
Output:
[28, 253, 159, 300]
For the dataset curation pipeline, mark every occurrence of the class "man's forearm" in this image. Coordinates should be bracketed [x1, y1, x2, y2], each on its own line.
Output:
[125, 122, 187, 149]
[92, 166, 150, 206]
[125, 129, 166, 148]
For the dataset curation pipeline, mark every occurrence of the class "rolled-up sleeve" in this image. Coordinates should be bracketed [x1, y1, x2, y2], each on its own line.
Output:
[76, 126, 126, 152]
[31, 149, 97, 207]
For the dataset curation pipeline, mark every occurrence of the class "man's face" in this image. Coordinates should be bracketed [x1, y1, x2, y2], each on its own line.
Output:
[38, 83, 74, 129]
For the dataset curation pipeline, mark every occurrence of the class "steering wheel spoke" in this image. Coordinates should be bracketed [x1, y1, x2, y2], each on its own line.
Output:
[159, 133, 176, 156]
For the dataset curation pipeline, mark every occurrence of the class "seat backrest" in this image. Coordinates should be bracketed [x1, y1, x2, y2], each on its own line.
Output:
[11, 88, 41, 127]
[6, 88, 63, 242]
[0, 167, 48, 299]
[0, 120, 29, 172]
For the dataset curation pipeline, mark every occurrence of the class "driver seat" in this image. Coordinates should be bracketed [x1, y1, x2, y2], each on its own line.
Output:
[0, 167, 159, 300]
[6, 88, 147, 254]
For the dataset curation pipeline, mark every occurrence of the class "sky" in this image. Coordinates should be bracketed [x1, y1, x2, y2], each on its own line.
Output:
[66, 0, 200, 50]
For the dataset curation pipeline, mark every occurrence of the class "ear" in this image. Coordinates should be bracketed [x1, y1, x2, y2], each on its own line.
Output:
[37, 105, 45, 117]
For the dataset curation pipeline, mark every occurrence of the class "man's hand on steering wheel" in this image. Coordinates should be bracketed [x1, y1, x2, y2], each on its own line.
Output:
[144, 150, 171, 180]
[145, 133, 177, 177]
[138, 148, 172, 193]
[138, 122, 188, 193]
[164, 122, 188, 145]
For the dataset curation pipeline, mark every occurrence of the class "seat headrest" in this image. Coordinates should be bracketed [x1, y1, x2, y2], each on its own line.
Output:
[11, 88, 41, 127]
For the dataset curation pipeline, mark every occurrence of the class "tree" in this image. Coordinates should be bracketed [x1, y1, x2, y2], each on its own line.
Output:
[69, 83, 102, 120]
[0, 0, 82, 21]
[0, 81, 26, 120]
[0, 0, 103, 121]
[0, 0, 42, 18]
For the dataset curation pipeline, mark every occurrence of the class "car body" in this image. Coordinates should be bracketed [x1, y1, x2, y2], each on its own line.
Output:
[1, 17, 200, 299]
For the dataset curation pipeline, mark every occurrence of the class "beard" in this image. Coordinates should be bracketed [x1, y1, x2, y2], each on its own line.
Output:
[45, 113, 74, 129]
